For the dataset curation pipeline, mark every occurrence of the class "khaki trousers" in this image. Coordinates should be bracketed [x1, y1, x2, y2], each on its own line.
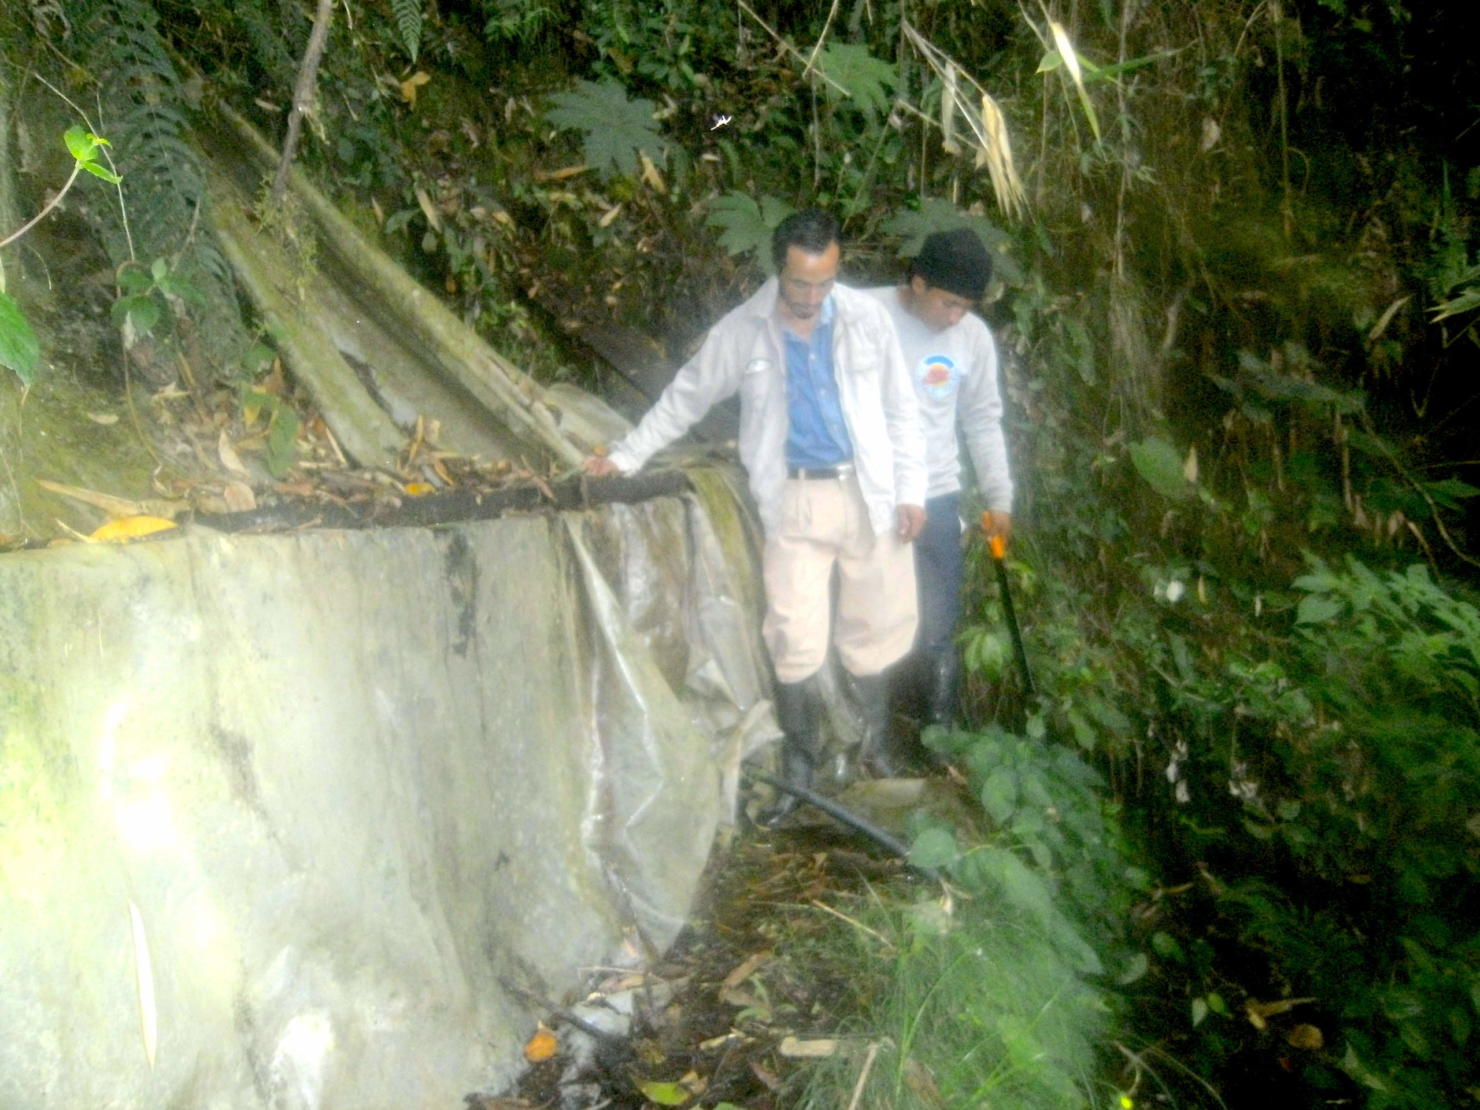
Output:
[762, 474, 919, 684]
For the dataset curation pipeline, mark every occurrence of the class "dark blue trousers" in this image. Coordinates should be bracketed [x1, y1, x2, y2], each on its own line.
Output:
[915, 492, 964, 659]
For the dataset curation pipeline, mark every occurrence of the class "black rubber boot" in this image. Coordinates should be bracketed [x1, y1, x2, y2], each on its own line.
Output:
[852, 671, 907, 778]
[924, 649, 959, 729]
[760, 678, 822, 826]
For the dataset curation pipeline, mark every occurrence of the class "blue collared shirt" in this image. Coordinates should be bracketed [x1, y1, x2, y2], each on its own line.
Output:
[783, 298, 853, 467]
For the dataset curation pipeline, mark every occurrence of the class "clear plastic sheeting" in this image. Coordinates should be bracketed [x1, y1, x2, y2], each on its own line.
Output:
[0, 472, 772, 1110]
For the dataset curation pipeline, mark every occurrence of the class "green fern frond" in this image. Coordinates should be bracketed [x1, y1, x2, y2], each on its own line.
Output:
[237, 0, 300, 90]
[813, 42, 896, 123]
[882, 199, 1021, 284]
[390, 0, 423, 63]
[706, 192, 795, 272]
[545, 79, 665, 180]
[65, 0, 252, 377]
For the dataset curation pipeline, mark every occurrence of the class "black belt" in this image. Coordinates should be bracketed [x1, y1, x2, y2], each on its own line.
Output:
[787, 463, 854, 480]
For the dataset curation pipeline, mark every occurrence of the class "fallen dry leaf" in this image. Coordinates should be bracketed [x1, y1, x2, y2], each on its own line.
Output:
[722, 950, 771, 991]
[222, 481, 257, 512]
[218, 430, 250, 476]
[36, 478, 186, 521]
[1245, 996, 1316, 1030]
[778, 1036, 839, 1058]
[400, 71, 430, 106]
[1286, 1024, 1324, 1051]
[89, 516, 178, 543]
[522, 1023, 558, 1063]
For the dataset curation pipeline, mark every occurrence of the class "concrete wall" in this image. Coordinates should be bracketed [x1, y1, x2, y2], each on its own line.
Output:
[0, 486, 771, 1109]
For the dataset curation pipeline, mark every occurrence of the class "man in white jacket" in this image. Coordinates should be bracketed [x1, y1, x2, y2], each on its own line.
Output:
[866, 228, 1014, 732]
[585, 209, 927, 818]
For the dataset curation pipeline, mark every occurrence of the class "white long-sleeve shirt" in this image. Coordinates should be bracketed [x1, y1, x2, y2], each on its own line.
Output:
[865, 286, 1014, 510]
[607, 279, 927, 537]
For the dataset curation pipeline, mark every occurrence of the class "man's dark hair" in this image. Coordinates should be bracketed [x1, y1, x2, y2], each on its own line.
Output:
[909, 228, 993, 300]
[771, 209, 841, 271]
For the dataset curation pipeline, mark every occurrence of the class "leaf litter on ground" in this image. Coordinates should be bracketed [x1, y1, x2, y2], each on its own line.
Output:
[481, 827, 927, 1110]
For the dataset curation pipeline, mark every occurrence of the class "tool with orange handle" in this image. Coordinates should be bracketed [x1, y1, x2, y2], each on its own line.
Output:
[984, 516, 1036, 697]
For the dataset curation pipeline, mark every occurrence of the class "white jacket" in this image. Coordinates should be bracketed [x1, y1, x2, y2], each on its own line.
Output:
[608, 279, 927, 537]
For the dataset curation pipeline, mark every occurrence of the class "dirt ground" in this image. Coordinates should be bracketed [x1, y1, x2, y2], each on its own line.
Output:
[475, 823, 917, 1110]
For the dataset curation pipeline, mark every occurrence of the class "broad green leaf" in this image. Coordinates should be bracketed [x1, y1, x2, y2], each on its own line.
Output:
[1117, 952, 1149, 985]
[1423, 477, 1480, 510]
[266, 407, 300, 478]
[63, 125, 107, 163]
[636, 1079, 690, 1106]
[908, 826, 959, 869]
[706, 192, 794, 269]
[1150, 930, 1183, 960]
[1129, 436, 1193, 500]
[119, 268, 154, 295]
[813, 42, 895, 120]
[979, 767, 1018, 824]
[0, 291, 40, 385]
[545, 79, 664, 179]
[113, 294, 162, 334]
[1295, 594, 1343, 625]
[979, 846, 1101, 973]
[1192, 997, 1209, 1026]
[81, 161, 121, 184]
[1291, 571, 1336, 592]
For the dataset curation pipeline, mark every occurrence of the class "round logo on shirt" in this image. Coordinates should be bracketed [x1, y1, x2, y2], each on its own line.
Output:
[916, 354, 960, 400]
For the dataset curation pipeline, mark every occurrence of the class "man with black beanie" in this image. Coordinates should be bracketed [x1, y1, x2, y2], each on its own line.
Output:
[866, 227, 1014, 734]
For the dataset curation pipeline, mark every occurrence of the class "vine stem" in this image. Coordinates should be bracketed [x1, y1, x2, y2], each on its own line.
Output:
[0, 162, 81, 250]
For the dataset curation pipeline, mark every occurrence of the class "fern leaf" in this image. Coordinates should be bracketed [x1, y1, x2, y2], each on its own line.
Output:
[814, 42, 896, 122]
[390, 0, 422, 63]
[545, 79, 665, 180]
[881, 200, 1020, 284]
[64, 0, 252, 375]
[706, 192, 795, 271]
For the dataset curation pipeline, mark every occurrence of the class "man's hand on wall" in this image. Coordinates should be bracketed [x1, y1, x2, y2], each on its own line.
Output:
[584, 455, 620, 477]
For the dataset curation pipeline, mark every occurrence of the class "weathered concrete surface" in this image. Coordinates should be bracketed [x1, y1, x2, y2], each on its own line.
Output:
[0, 481, 772, 1109]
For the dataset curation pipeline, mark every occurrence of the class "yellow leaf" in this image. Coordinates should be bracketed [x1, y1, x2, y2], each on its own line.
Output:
[403, 482, 434, 496]
[639, 151, 667, 195]
[400, 71, 430, 107]
[89, 516, 178, 543]
[522, 1024, 558, 1063]
[415, 185, 442, 232]
[1286, 1023, 1325, 1051]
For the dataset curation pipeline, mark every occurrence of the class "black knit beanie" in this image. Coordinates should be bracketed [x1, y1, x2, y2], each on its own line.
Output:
[911, 229, 993, 300]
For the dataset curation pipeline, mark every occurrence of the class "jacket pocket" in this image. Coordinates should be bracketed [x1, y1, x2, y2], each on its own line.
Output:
[740, 356, 772, 399]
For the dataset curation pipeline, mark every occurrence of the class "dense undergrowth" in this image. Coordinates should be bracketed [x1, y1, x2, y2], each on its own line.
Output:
[4, 0, 1480, 1106]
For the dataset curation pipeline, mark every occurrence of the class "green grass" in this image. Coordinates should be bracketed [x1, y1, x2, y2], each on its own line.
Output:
[781, 878, 1112, 1110]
